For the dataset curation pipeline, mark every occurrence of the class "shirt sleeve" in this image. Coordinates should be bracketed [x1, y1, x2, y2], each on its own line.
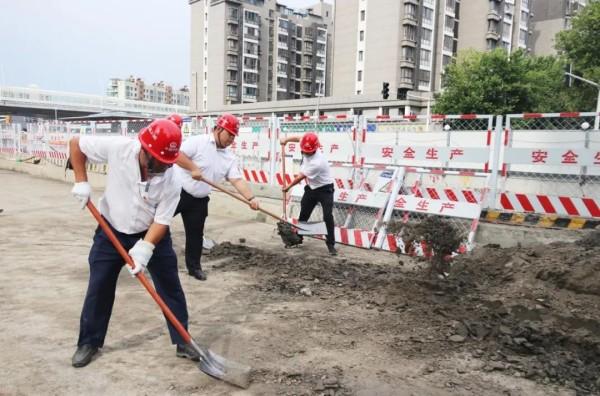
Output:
[226, 156, 243, 180]
[79, 136, 117, 164]
[153, 172, 181, 226]
[180, 135, 199, 158]
[301, 158, 320, 180]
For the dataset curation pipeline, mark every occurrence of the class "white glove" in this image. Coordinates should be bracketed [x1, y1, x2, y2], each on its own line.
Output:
[71, 182, 91, 209]
[127, 239, 155, 276]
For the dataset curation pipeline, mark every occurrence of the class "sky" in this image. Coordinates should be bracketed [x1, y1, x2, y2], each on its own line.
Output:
[1, 0, 332, 95]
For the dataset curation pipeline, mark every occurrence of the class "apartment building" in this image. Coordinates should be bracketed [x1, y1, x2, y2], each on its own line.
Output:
[530, 0, 588, 55]
[457, 0, 533, 54]
[332, 0, 460, 101]
[106, 76, 190, 106]
[190, 0, 333, 113]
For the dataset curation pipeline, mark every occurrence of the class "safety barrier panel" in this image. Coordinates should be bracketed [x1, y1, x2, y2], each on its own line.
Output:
[2, 110, 600, 254]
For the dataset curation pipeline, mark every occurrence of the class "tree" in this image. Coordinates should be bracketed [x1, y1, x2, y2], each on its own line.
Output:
[433, 49, 569, 115]
[555, 0, 600, 111]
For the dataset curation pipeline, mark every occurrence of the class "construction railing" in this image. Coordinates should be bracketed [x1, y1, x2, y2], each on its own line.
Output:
[2, 110, 599, 253]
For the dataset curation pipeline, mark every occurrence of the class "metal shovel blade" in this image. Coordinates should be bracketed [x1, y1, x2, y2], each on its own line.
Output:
[189, 339, 251, 389]
[296, 221, 327, 235]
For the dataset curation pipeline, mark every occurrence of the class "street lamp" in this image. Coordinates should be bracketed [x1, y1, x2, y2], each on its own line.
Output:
[565, 71, 600, 130]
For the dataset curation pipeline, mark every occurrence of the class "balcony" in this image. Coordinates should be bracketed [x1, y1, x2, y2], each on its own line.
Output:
[278, 27, 288, 35]
[227, 46, 239, 54]
[244, 32, 259, 41]
[403, 15, 418, 26]
[404, 0, 419, 5]
[398, 79, 413, 89]
[226, 62, 238, 71]
[316, 63, 325, 70]
[487, 10, 501, 21]
[278, 41, 288, 50]
[242, 94, 257, 102]
[401, 38, 417, 47]
[316, 50, 326, 57]
[226, 79, 238, 85]
[486, 30, 500, 40]
[399, 58, 415, 68]
[227, 15, 239, 24]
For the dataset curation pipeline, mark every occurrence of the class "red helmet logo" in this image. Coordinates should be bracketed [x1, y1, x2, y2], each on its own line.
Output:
[216, 113, 240, 136]
[300, 132, 319, 153]
[138, 119, 182, 164]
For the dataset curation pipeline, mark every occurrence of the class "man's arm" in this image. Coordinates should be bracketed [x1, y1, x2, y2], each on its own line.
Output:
[282, 173, 306, 193]
[280, 136, 301, 146]
[69, 137, 88, 182]
[175, 152, 202, 180]
[229, 178, 259, 210]
[143, 222, 169, 245]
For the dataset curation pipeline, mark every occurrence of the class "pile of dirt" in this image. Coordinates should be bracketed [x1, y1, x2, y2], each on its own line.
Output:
[207, 231, 600, 395]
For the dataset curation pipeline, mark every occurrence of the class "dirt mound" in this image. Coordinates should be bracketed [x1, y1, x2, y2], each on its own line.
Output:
[207, 236, 600, 394]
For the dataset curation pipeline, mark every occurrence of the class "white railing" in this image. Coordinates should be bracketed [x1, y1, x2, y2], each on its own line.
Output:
[0, 86, 189, 116]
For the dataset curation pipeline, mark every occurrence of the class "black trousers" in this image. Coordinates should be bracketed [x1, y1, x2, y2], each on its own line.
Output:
[174, 189, 209, 272]
[77, 221, 189, 347]
[298, 183, 335, 246]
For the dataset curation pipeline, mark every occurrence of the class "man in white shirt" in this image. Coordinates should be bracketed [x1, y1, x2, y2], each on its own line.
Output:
[174, 113, 259, 281]
[281, 132, 337, 256]
[68, 118, 199, 368]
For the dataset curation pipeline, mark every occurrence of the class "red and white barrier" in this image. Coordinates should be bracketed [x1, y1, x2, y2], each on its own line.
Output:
[499, 192, 600, 218]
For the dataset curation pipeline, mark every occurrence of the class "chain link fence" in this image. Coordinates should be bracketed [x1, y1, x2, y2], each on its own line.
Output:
[499, 112, 600, 218]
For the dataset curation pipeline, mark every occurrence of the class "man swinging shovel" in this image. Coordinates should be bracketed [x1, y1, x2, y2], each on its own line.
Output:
[68, 117, 250, 388]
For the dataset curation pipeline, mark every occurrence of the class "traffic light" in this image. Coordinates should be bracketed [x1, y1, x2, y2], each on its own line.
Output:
[381, 82, 389, 99]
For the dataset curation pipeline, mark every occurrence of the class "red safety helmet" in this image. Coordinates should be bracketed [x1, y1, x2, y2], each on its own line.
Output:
[167, 113, 183, 128]
[138, 119, 182, 164]
[300, 132, 319, 154]
[215, 113, 240, 136]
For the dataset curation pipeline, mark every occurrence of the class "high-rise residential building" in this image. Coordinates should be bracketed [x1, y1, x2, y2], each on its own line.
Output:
[332, 0, 460, 100]
[457, 0, 533, 54]
[530, 0, 587, 55]
[106, 76, 190, 106]
[189, 0, 333, 113]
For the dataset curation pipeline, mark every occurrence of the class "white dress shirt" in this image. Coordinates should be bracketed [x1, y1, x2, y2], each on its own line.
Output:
[175, 133, 242, 198]
[79, 136, 181, 234]
[300, 151, 334, 189]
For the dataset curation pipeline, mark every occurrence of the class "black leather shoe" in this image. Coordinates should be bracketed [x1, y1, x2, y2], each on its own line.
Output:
[72, 344, 99, 368]
[176, 344, 200, 361]
[188, 268, 207, 281]
[327, 245, 338, 256]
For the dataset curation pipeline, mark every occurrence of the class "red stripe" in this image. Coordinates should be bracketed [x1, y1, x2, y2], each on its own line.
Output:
[276, 173, 283, 186]
[463, 190, 477, 203]
[319, 115, 328, 120]
[458, 171, 475, 176]
[354, 230, 363, 247]
[336, 114, 347, 119]
[362, 128, 366, 143]
[515, 193, 535, 212]
[285, 174, 292, 185]
[558, 196, 579, 216]
[431, 114, 446, 120]
[376, 115, 390, 119]
[431, 169, 444, 175]
[559, 112, 580, 118]
[523, 113, 543, 119]
[486, 130, 491, 146]
[301, 116, 311, 121]
[582, 198, 600, 218]
[484, 162, 489, 172]
[445, 189, 458, 201]
[340, 228, 349, 244]
[243, 169, 251, 182]
[537, 195, 556, 214]
[335, 179, 344, 189]
[500, 193, 514, 210]
[503, 129, 509, 145]
[426, 188, 440, 199]
[501, 163, 507, 176]
[460, 114, 477, 120]
[251, 170, 259, 183]
[255, 116, 264, 120]
[260, 171, 268, 183]
[387, 235, 397, 252]
[403, 114, 417, 120]
[284, 116, 293, 121]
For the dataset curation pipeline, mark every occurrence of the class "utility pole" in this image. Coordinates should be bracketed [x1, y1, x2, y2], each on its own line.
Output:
[565, 72, 600, 130]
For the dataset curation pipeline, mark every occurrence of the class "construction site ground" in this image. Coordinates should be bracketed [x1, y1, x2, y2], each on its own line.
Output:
[1, 169, 599, 396]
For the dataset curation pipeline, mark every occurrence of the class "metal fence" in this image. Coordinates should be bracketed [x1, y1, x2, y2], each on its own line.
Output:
[2, 110, 600, 252]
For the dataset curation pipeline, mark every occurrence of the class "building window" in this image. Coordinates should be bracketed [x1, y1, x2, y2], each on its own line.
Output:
[419, 70, 431, 84]
[400, 67, 413, 82]
[421, 28, 432, 46]
[359, 30, 364, 41]
[404, 25, 417, 41]
[357, 70, 362, 82]
[442, 55, 452, 67]
[402, 46, 415, 62]
[404, 3, 417, 19]
[360, 10, 365, 21]
[420, 49, 431, 67]
[443, 35, 453, 52]
[358, 51, 363, 61]
[422, 7, 433, 25]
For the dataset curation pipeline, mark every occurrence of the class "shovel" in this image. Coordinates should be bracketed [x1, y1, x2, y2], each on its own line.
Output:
[86, 201, 251, 389]
[199, 176, 325, 235]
